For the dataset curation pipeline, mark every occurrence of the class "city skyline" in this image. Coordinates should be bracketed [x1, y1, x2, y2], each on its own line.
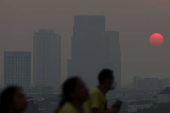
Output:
[0, 0, 170, 87]
[132, 76, 169, 89]
[1, 1, 170, 113]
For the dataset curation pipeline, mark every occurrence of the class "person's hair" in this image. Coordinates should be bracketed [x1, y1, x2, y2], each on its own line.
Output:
[98, 69, 114, 84]
[0, 86, 22, 113]
[55, 77, 80, 113]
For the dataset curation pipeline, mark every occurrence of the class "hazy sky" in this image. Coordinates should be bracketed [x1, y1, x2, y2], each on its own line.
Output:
[0, 0, 170, 87]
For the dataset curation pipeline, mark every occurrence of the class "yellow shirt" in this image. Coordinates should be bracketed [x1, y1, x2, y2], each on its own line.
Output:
[58, 102, 78, 113]
[85, 88, 106, 113]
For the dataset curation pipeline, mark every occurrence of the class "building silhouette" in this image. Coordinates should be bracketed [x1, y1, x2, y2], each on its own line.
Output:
[132, 76, 169, 89]
[158, 87, 170, 103]
[25, 97, 39, 113]
[33, 29, 61, 88]
[4, 52, 31, 89]
[68, 16, 121, 88]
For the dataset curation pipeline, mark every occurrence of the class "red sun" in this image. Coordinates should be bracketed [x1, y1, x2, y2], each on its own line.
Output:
[149, 33, 164, 46]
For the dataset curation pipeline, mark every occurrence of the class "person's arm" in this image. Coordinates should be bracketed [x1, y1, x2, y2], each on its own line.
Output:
[90, 92, 101, 111]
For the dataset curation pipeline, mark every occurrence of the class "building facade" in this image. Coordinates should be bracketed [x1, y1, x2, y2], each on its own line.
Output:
[132, 76, 169, 89]
[158, 87, 170, 103]
[33, 29, 61, 88]
[128, 101, 153, 113]
[0, 74, 3, 87]
[132, 76, 142, 89]
[4, 52, 31, 89]
[102, 31, 121, 88]
[30, 86, 54, 94]
[25, 97, 39, 113]
[68, 16, 121, 88]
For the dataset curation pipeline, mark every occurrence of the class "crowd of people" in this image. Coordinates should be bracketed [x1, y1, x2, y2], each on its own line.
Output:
[0, 69, 121, 113]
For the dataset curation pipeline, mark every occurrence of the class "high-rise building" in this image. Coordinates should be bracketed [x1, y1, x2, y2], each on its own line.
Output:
[102, 31, 121, 88]
[4, 52, 31, 89]
[33, 29, 61, 88]
[68, 16, 121, 88]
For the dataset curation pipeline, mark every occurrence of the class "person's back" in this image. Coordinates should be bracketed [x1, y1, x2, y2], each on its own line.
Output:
[85, 69, 118, 113]
[85, 88, 106, 113]
[58, 102, 78, 113]
[56, 77, 89, 113]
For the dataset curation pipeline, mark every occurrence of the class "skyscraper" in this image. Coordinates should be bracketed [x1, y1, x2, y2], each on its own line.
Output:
[102, 31, 121, 88]
[33, 29, 61, 88]
[68, 16, 121, 88]
[4, 52, 31, 89]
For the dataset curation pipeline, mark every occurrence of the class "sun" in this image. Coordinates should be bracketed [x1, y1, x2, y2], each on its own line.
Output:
[149, 33, 164, 46]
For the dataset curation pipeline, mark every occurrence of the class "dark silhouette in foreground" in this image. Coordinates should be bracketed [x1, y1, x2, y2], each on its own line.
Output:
[56, 77, 89, 113]
[85, 69, 120, 113]
[0, 86, 27, 113]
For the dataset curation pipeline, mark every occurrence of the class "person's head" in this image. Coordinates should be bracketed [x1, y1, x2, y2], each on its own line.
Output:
[62, 76, 89, 103]
[98, 69, 114, 91]
[0, 86, 27, 113]
[56, 77, 88, 112]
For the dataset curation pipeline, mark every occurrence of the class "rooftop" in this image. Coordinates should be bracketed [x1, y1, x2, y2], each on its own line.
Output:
[158, 87, 170, 94]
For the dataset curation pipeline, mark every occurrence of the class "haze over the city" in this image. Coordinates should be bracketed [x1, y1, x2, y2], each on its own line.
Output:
[0, 0, 170, 87]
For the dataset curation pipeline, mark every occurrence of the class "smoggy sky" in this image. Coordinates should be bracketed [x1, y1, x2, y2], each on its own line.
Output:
[0, 0, 170, 87]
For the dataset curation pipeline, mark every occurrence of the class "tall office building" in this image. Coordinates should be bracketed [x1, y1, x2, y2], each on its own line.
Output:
[4, 52, 31, 89]
[68, 16, 121, 88]
[102, 31, 121, 88]
[33, 29, 61, 88]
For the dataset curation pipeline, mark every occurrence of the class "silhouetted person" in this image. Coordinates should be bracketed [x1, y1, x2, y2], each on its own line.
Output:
[85, 69, 119, 113]
[0, 86, 27, 113]
[56, 77, 89, 113]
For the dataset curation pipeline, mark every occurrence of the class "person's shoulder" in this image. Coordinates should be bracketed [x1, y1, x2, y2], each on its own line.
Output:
[58, 102, 77, 113]
[90, 88, 102, 95]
